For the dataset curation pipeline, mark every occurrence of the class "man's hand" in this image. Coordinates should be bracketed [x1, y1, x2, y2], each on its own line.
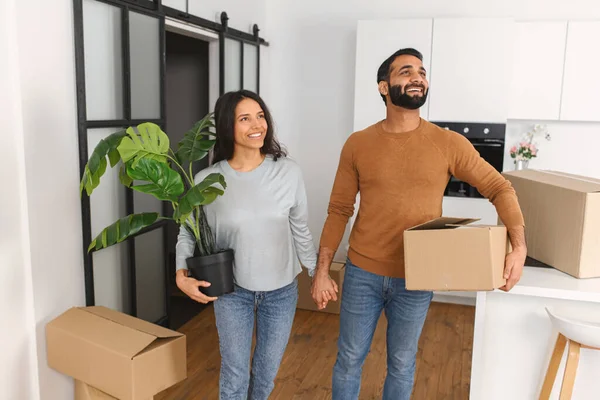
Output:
[176, 269, 218, 304]
[311, 271, 339, 310]
[500, 247, 526, 292]
[311, 247, 339, 309]
[500, 225, 527, 292]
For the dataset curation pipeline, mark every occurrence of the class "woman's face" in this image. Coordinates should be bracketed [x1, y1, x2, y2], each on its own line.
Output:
[233, 98, 268, 152]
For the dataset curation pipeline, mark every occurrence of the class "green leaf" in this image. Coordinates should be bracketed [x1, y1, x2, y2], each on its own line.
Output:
[119, 164, 133, 187]
[126, 158, 184, 202]
[203, 186, 225, 196]
[196, 172, 227, 191]
[108, 149, 121, 167]
[117, 123, 170, 168]
[80, 129, 127, 196]
[172, 173, 227, 223]
[88, 212, 160, 252]
[176, 114, 216, 163]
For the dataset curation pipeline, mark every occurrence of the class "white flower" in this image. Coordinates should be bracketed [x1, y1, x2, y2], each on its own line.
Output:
[522, 123, 551, 144]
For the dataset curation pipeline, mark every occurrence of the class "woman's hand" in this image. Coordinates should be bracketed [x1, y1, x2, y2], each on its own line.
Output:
[175, 269, 218, 304]
[311, 271, 338, 310]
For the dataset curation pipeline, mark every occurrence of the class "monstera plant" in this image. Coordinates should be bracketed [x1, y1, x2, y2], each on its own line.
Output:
[80, 114, 234, 297]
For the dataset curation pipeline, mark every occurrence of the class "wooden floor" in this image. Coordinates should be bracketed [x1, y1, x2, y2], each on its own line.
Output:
[156, 302, 475, 400]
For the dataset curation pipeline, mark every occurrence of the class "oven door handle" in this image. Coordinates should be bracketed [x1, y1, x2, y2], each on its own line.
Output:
[473, 142, 503, 148]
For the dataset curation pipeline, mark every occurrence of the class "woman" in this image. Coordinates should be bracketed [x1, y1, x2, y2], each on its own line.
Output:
[175, 90, 318, 400]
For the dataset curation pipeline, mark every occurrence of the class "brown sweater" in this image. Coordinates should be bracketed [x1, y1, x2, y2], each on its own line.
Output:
[320, 119, 525, 278]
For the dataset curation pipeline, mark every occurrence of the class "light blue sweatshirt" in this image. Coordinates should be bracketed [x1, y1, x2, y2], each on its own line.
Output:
[175, 156, 317, 291]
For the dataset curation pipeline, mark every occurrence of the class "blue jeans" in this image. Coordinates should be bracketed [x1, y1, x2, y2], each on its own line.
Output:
[213, 279, 298, 400]
[332, 260, 433, 400]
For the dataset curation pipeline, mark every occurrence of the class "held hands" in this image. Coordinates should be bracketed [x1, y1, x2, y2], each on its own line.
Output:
[175, 269, 218, 304]
[500, 246, 527, 292]
[311, 271, 339, 310]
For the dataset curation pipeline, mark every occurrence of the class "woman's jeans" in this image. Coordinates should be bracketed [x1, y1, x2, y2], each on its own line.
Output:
[213, 279, 298, 400]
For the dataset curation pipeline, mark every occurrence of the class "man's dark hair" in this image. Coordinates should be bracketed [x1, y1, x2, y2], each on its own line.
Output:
[212, 90, 286, 163]
[376, 48, 423, 104]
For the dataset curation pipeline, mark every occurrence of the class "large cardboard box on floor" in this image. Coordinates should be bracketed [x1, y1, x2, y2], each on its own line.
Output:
[404, 217, 509, 291]
[503, 169, 600, 278]
[297, 261, 345, 314]
[75, 380, 153, 400]
[46, 306, 186, 400]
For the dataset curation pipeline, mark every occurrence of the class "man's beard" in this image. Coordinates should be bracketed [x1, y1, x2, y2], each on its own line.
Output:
[388, 82, 428, 110]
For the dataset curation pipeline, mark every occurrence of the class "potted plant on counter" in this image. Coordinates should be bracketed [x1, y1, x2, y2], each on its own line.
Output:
[80, 114, 234, 297]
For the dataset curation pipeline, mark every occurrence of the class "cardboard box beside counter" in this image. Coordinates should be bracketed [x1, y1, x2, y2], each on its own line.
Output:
[404, 217, 509, 291]
[46, 306, 186, 400]
[503, 169, 600, 278]
[297, 261, 345, 314]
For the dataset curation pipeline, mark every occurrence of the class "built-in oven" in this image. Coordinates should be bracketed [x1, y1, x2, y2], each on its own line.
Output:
[430, 121, 506, 199]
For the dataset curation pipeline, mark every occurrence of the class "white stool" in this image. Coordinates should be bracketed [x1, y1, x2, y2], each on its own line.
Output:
[539, 307, 600, 399]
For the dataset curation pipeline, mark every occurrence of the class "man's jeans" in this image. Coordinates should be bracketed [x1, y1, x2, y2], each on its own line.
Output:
[332, 260, 433, 400]
[213, 279, 298, 400]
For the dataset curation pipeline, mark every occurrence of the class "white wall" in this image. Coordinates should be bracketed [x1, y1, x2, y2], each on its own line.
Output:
[504, 120, 600, 177]
[266, 0, 600, 260]
[165, 0, 267, 34]
[1, 1, 268, 398]
[190, 0, 267, 33]
[1, 1, 87, 399]
[0, 1, 40, 399]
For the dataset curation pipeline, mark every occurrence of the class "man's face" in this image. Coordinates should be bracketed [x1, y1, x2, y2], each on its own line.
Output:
[379, 55, 429, 110]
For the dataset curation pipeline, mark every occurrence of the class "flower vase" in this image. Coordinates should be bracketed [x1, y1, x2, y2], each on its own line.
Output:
[515, 160, 529, 171]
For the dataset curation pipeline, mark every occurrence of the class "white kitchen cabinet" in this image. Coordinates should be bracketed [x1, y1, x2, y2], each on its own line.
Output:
[508, 22, 568, 121]
[428, 18, 514, 123]
[353, 19, 433, 132]
[560, 21, 600, 122]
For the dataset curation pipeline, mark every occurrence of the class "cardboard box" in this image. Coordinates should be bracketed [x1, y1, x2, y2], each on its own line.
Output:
[75, 380, 153, 400]
[404, 217, 508, 291]
[46, 306, 186, 400]
[503, 169, 600, 278]
[297, 262, 346, 314]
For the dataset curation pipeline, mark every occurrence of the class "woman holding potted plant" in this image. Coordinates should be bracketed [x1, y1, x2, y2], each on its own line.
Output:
[175, 90, 319, 400]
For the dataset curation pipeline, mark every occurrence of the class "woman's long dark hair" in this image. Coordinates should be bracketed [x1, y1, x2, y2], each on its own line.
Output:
[212, 90, 286, 163]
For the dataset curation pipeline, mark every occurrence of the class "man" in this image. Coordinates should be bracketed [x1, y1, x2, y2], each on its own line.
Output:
[311, 48, 527, 400]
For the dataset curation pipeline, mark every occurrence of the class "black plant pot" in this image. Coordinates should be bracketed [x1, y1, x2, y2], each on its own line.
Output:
[186, 249, 234, 297]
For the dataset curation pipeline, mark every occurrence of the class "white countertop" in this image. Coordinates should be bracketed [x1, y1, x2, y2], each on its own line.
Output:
[471, 266, 600, 399]
[490, 265, 600, 303]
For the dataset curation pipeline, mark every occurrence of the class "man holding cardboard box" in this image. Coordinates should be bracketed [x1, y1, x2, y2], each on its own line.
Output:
[311, 48, 527, 400]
